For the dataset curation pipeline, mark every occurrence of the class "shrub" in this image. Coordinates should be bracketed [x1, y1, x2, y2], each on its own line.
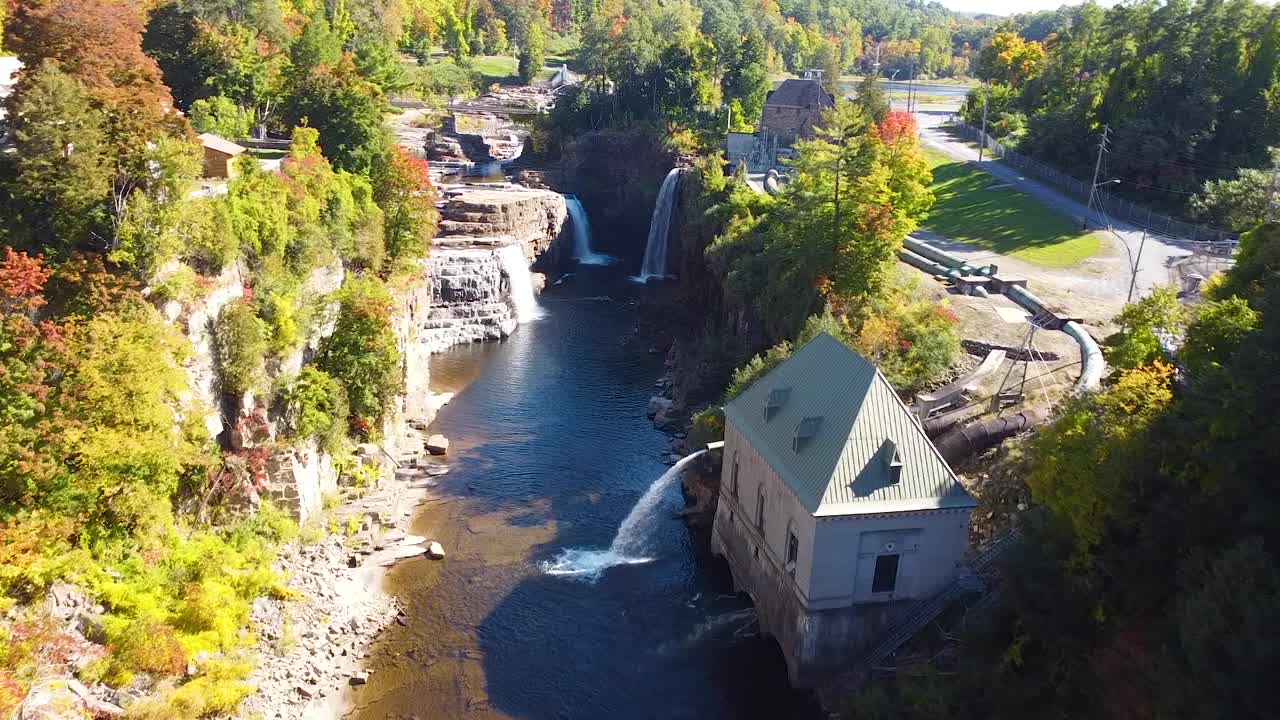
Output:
[854, 281, 961, 392]
[316, 276, 402, 429]
[108, 620, 186, 679]
[413, 60, 478, 98]
[151, 264, 199, 305]
[183, 199, 238, 274]
[215, 300, 268, 396]
[274, 366, 349, 453]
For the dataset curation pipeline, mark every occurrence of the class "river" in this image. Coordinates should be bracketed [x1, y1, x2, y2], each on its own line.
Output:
[347, 266, 819, 720]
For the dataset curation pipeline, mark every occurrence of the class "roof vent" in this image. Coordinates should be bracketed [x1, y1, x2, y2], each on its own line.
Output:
[884, 439, 904, 485]
[792, 416, 822, 452]
[764, 387, 791, 421]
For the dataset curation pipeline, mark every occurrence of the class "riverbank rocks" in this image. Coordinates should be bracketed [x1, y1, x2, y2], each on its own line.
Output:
[426, 541, 446, 559]
[426, 434, 450, 455]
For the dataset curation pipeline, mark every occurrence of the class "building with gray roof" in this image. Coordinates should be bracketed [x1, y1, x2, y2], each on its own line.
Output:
[710, 332, 976, 685]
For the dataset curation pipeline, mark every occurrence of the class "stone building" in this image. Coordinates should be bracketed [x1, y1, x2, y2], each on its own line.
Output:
[759, 78, 835, 146]
[710, 332, 976, 685]
[199, 132, 247, 179]
[727, 78, 835, 171]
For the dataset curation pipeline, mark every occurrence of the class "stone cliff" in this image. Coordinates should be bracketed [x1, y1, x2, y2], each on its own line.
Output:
[560, 130, 675, 260]
[424, 186, 569, 353]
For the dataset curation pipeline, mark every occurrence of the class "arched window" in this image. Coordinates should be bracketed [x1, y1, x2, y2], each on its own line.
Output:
[731, 453, 740, 498]
[756, 485, 766, 535]
[785, 519, 799, 578]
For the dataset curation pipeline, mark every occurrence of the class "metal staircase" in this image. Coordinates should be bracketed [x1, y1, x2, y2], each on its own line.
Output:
[850, 531, 1018, 674]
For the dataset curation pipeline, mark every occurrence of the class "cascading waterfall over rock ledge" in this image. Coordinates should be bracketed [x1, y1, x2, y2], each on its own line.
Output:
[565, 194, 613, 265]
[496, 244, 543, 323]
[541, 449, 707, 580]
[637, 168, 684, 281]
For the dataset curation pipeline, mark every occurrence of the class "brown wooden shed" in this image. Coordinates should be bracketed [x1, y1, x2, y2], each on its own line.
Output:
[198, 133, 247, 179]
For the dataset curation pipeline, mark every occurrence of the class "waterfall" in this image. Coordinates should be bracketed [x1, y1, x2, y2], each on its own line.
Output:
[496, 244, 543, 324]
[542, 449, 707, 581]
[636, 168, 683, 281]
[565, 195, 613, 265]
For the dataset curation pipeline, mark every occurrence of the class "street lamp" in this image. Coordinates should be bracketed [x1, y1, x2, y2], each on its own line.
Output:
[1082, 178, 1122, 230]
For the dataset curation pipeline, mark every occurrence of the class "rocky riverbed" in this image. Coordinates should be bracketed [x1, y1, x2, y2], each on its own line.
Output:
[238, 421, 457, 720]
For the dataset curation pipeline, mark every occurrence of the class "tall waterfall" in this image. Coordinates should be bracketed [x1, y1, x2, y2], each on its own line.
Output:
[565, 195, 613, 265]
[637, 168, 683, 281]
[542, 449, 707, 580]
[496, 244, 543, 324]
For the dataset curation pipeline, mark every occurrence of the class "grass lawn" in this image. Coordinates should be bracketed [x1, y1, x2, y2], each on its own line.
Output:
[920, 146, 1104, 268]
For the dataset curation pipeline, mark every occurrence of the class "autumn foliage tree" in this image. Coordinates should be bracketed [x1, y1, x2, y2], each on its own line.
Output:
[5, 0, 187, 173]
[372, 146, 437, 272]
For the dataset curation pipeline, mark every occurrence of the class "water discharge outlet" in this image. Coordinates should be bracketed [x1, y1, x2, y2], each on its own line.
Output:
[541, 449, 708, 580]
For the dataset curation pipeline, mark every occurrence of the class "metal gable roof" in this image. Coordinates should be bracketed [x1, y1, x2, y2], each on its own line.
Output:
[724, 333, 974, 516]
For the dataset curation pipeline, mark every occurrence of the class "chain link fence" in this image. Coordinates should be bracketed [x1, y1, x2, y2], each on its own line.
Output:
[947, 121, 1238, 247]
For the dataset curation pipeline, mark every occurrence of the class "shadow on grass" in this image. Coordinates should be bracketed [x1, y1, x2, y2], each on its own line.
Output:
[923, 160, 1101, 267]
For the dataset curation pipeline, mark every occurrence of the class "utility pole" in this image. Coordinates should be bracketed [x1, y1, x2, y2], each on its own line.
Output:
[978, 81, 990, 162]
[1126, 230, 1148, 304]
[1084, 124, 1110, 230]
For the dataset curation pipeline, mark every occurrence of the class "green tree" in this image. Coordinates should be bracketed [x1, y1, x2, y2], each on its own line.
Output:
[852, 74, 888, 125]
[722, 30, 770, 128]
[1190, 149, 1280, 232]
[189, 96, 255, 140]
[316, 276, 403, 429]
[215, 300, 268, 397]
[518, 15, 546, 84]
[1105, 286, 1185, 372]
[3, 60, 114, 253]
[283, 58, 389, 174]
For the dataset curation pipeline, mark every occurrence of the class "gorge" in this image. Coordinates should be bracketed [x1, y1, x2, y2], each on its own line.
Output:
[344, 264, 817, 720]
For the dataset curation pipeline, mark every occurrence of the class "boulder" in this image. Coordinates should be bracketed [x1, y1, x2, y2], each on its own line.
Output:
[349, 671, 369, 686]
[426, 541, 446, 560]
[647, 396, 672, 419]
[425, 435, 450, 455]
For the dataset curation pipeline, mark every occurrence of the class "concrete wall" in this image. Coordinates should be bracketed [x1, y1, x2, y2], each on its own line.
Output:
[714, 420, 818, 596]
[810, 509, 971, 610]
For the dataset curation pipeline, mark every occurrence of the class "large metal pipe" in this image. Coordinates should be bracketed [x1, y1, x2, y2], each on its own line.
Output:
[934, 407, 1051, 464]
[903, 237, 1106, 393]
[898, 249, 953, 278]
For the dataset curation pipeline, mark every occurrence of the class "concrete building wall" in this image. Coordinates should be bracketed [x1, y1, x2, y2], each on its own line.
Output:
[809, 509, 971, 610]
[713, 420, 818, 597]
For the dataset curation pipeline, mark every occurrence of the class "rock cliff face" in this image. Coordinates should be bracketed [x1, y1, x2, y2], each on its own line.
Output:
[422, 246, 518, 353]
[163, 263, 245, 439]
[560, 130, 675, 260]
[422, 187, 568, 353]
[663, 170, 768, 412]
[437, 186, 569, 266]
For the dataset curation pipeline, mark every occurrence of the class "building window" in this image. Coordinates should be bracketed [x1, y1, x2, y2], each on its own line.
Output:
[755, 486, 766, 534]
[731, 455, 740, 498]
[785, 528, 799, 578]
[872, 554, 900, 593]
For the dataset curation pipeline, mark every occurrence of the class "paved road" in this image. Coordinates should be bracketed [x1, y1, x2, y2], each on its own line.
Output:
[915, 111, 1192, 302]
